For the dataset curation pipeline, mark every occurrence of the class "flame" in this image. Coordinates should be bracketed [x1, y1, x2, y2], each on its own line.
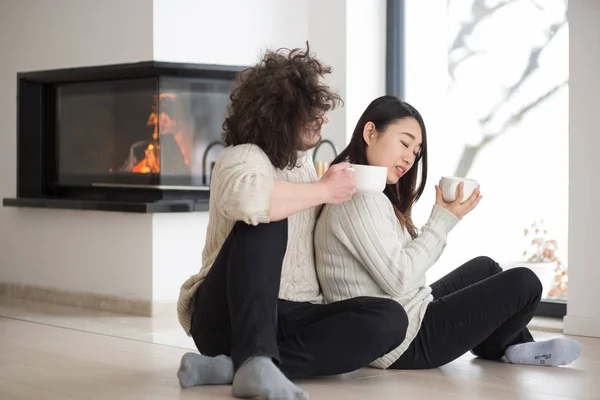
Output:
[122, 93, 190, 174]
[132, 144, 160, 174]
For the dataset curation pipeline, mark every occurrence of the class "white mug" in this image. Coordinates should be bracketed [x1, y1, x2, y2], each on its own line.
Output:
[440, 176, 479, 203]
[349, 164, 388, 194]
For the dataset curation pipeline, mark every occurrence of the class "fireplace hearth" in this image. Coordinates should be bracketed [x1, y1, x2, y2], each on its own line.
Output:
[3, 61, 245, 213]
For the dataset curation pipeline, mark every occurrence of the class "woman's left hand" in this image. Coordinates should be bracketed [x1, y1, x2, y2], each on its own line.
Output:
[434, 181, 482, 220]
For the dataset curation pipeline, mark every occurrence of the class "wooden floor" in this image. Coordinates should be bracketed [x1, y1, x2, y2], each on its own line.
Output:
[0, 299, 597, 400]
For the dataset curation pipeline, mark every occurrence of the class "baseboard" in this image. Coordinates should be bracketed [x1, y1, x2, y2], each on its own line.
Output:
[0, 283, 154, 317]
[563, 315, 600, 338]
[150, 300, 179, 317]
[528, 316, 564, 334]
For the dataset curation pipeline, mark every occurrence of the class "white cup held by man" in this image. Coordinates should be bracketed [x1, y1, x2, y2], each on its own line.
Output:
[349, 164, 388, 195]
[440, 176, 479, 203]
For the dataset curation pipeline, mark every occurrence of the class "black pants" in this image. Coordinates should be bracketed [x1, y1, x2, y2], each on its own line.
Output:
[190, 219, 408, 379]
[390, 256, 542, 369]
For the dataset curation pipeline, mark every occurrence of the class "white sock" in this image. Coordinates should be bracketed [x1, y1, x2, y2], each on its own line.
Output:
[504, 338, 581, 367]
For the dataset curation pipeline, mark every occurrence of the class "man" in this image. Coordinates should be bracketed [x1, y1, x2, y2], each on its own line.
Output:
[176, 44, 408, 400]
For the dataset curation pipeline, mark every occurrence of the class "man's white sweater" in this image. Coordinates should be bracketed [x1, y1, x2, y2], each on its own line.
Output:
[177, 144, 322, 335]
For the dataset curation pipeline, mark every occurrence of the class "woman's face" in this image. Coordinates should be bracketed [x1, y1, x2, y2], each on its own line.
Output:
[364, 118, 422, 184]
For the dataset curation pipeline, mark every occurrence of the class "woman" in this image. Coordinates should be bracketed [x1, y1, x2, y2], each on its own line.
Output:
[314, 95, 581, 370]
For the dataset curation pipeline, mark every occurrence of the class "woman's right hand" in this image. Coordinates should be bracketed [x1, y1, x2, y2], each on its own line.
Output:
[435, 181, 482, 220]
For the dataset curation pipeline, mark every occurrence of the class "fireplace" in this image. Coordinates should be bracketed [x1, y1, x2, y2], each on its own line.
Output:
[3, 61, 244, 213]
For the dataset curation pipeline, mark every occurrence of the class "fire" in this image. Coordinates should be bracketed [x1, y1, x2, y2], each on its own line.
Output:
[120, 93, 191, 175]
[132, 144, 160, 174]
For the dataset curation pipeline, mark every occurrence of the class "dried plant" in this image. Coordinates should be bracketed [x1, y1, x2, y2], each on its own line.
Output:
[523, 219, 561, 265]
[523, 219, 568, 298]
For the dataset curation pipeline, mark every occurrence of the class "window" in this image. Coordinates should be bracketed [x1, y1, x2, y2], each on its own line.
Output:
[398, 0, 569, 305]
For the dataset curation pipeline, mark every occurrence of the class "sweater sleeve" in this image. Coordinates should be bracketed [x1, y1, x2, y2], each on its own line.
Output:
[332, 194, 459, 296]
[212, 144, 274, 225]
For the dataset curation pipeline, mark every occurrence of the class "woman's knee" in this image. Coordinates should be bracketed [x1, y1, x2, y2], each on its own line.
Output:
[505, 267, 543, 299]
[471, 255, 503, 275]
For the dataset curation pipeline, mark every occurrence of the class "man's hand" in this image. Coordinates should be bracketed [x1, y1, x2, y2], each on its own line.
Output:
[318, 162, 356, 205]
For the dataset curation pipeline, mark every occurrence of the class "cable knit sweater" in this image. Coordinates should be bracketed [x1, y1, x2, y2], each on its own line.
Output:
[177, 144, 322, 335]
[314, 193, 459, 369]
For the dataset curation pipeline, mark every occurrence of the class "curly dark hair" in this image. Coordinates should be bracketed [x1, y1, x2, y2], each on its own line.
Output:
[222, 43, 342, 169]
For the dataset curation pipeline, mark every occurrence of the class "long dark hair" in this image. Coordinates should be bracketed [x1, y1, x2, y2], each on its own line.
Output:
[331, 96, 428, 238]
[222, 43, 342, 169]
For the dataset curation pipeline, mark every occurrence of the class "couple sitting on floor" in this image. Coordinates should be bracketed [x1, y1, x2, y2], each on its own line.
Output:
[175, 44, 581, 400]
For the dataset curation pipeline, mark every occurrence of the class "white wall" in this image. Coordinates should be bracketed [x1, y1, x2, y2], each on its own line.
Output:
[564, 0, 600, 337]
[345, 0, 387, 145]
[152, 213, 209, 302]
[307, 0, 347, 155]
[307, 0, 387, 158]
[153, 0, 309, 66]
[0, 0, 156, 301]
[2, 210, 154, 300]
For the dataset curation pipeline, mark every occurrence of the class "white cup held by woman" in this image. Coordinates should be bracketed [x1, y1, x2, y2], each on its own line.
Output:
[440, 176, 479, 203]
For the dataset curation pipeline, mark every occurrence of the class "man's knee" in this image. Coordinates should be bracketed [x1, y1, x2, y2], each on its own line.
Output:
[233, 218, 287, 235]
[222, 219, 289, 275]
[232, 219, 288, 248]
[386, 301, 409, 347]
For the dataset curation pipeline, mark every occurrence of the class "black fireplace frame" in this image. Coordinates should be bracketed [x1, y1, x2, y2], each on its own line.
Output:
[3, 61, 245, 213]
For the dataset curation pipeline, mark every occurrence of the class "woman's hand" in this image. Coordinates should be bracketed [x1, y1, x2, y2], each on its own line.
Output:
[434, 181, 482, 220]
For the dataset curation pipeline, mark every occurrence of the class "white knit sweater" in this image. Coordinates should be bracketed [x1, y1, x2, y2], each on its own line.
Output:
[177, 144, 323, 335]
[314, 193, 459, 369]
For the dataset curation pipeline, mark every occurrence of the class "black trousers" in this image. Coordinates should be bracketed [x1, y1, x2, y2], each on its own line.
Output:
[390, 256, 542, 369]
[190, 219, 408, 379]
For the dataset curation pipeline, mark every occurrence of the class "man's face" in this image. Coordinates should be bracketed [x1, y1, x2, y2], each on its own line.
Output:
[300, 114, 329, 151]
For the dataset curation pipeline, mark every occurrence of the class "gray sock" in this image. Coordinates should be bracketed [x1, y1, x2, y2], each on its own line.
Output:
[177, 353, 234, 388]
[232, 356, 308, 400]
[505, 338, 581, 367]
